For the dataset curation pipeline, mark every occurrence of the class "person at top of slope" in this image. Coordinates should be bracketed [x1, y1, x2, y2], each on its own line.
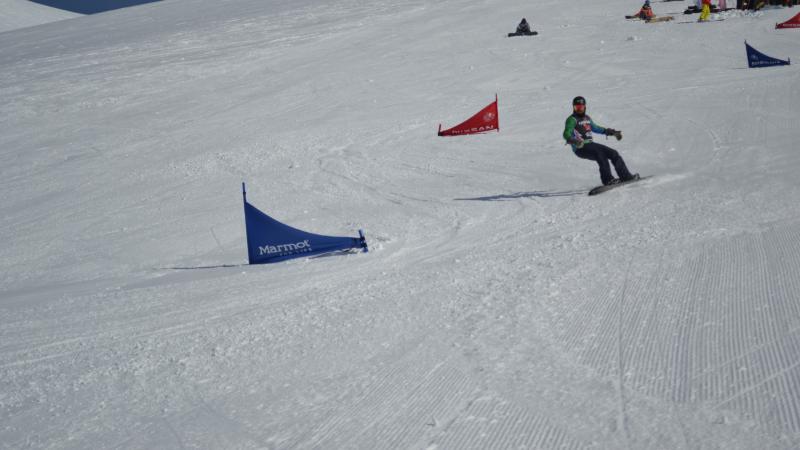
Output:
[632, 0, 655, 20]
[563, 96, 639, 186]
[516, 18, 532, 34]
[509, 17, 537, 37]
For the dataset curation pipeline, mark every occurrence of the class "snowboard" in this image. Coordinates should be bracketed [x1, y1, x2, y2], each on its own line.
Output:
[676, 18, 724, 24]
[508, 31, 538, 37]
[626, 15, 674, 22]
[588, 175, 650, 196]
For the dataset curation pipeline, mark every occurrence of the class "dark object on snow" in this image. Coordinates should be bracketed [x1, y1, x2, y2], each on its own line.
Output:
[508, 18, 537, 36]
[588, 175, 648, 196]
[684, 4, 720, 13]
[516, 18, 531, 33]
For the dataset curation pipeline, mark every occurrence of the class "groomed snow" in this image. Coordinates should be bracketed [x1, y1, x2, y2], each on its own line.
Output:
[2, 0, 800, 448]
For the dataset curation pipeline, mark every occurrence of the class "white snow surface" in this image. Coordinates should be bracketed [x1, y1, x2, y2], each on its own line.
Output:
[2, 0, 800, 448]
[0, 0, 79, 33]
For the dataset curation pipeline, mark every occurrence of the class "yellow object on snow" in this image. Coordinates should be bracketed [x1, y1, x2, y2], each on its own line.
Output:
[699, 4, 711, 21]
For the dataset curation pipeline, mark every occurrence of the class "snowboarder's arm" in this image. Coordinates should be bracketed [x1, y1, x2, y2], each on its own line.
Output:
[589, 118, 606, 135]
[563, 116, 578, 142]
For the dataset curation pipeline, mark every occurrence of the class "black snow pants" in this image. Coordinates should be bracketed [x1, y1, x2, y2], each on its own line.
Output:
[574, 142, 634, 185]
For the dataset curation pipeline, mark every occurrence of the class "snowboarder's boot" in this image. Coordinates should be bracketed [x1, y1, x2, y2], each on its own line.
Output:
[621, 173, 640, 182]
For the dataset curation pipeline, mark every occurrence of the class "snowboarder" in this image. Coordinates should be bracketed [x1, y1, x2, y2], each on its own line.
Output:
[563, 96, 638, 186]
[627, 1, 673, 22]
[516, 18, 531, 34]
[508, 18, 537, 37]
[633, 0, 656, 20]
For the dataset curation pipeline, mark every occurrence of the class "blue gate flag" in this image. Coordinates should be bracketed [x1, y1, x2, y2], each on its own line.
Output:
[746, 41, 790, 68]
[242, 183, 368, 264]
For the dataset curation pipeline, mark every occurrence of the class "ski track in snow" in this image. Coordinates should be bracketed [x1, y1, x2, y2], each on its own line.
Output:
[2, 0, 800, 448]
[551, 220, 800, 447]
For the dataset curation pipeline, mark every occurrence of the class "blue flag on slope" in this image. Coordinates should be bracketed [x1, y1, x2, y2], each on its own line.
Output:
[242, 183, 368, 264]
[746, 41, 790, 68]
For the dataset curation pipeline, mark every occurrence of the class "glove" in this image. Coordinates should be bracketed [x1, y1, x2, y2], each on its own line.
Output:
[605, 128, 623, 141]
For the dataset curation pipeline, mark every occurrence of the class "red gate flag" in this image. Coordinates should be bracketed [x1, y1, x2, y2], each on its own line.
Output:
[438, 95, 499, 136]
[777, 12, 800, 29]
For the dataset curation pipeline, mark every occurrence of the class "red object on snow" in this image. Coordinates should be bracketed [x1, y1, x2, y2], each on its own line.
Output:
[777, 12, 800, 29]
[438, 95, 499, 136]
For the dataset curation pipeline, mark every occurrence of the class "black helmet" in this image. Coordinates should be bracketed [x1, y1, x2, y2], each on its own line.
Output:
[572, 96, 586, 106]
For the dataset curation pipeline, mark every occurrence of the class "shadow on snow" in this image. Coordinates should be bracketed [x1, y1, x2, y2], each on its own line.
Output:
[161, 249, 361, 270]
[455, 189, 587, 201]
[160, 263, 246, 270]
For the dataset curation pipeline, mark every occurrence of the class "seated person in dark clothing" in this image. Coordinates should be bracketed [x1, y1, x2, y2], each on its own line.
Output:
[516, 18, 531, 34]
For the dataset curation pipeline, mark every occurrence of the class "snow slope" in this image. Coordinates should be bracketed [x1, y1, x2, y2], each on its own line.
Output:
[2, 0, 800, 448]
[0, 0, 79, 33]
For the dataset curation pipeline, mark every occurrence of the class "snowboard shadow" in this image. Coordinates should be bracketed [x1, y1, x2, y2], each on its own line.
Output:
[455, 189, 587, 201]
[161, 263, 247, 270]
[160, 249, 361, 270]
[309, 249, 363, 259]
